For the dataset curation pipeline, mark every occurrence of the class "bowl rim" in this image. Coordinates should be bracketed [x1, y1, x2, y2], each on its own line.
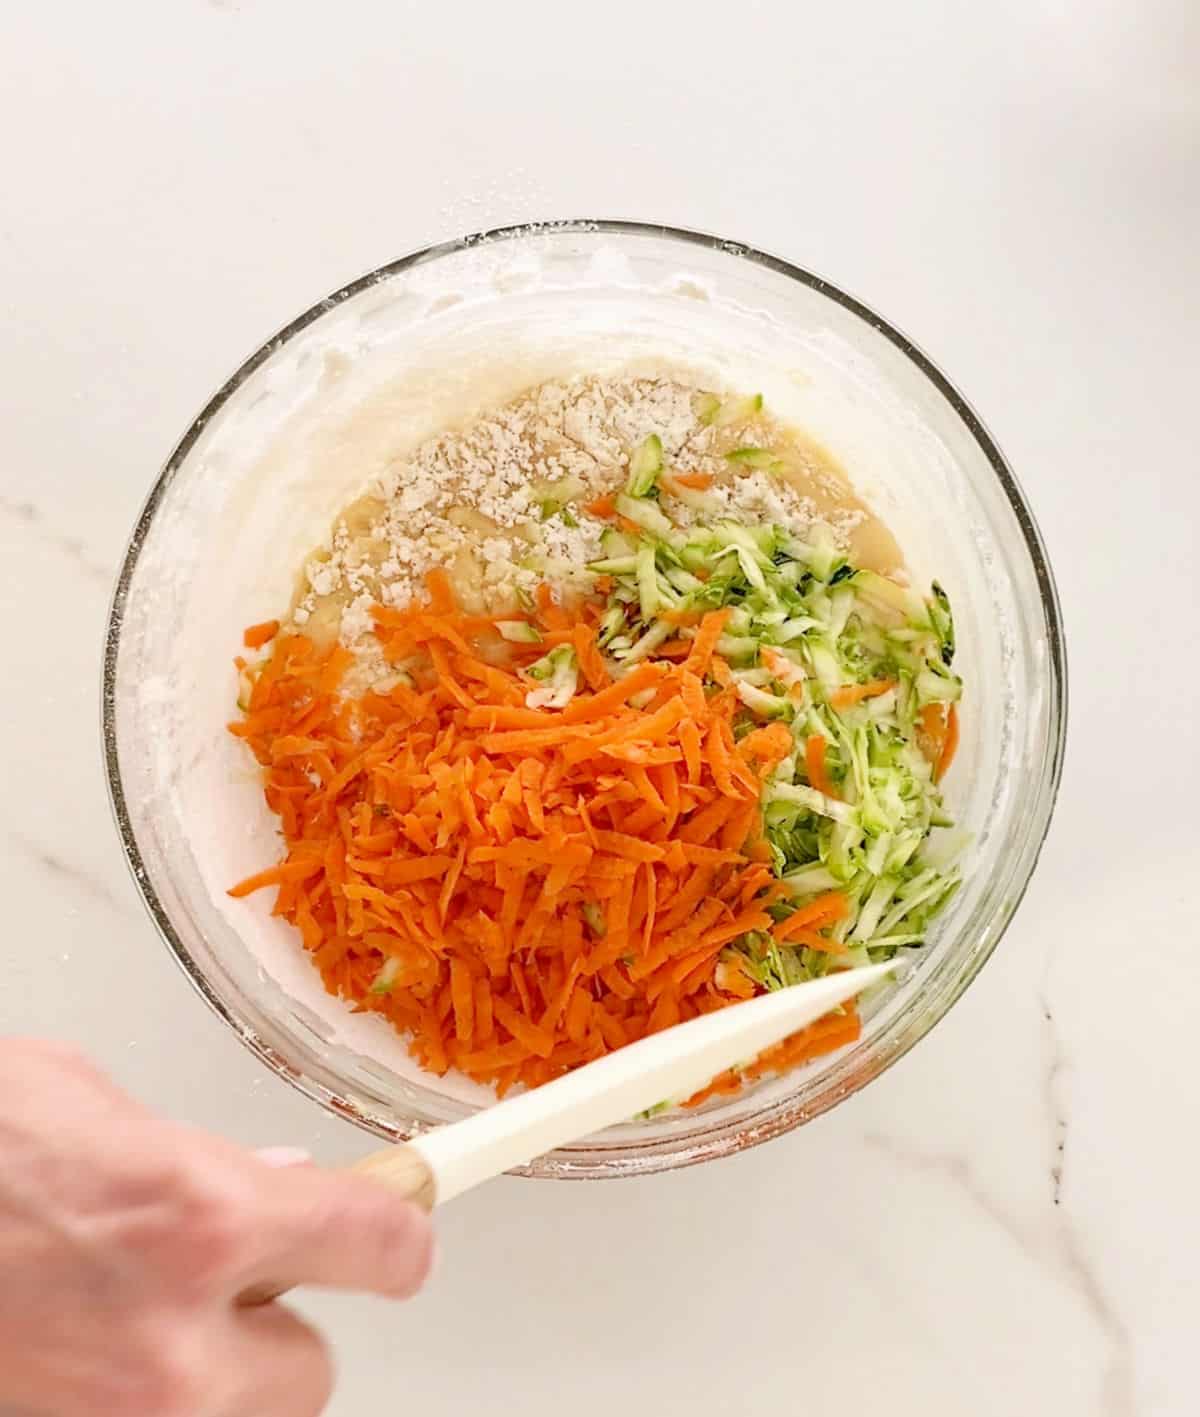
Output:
[102, 218, 1068, 1178]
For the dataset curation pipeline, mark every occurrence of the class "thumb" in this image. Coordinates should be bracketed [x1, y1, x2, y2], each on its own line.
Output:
[244, 1162, 436, 1299]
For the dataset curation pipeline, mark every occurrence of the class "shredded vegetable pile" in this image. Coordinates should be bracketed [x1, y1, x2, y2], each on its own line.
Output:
[231, 428, 963, 1104]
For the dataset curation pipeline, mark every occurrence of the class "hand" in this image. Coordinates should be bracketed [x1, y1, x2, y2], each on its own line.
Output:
[0, 1040, 434, 1417]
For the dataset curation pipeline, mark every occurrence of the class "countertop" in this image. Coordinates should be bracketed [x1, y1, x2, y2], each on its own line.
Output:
[2, 3, 1197, 1414]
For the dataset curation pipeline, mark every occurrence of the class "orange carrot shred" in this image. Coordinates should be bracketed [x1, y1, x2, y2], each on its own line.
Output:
[804, 733, 838, 799]
[227, 859, 322, 898]
[228, 577, 904, 1102]
[242, 619, 280, 650]
[682, 609, 731, 676]
[449, 958, 475, 1045]
[935, 702, 960, 782]
[493, 995, 555, 1058]
[661, 607, 703, 627]
[572, 622, 611, 692]
[829, 678, 896, 710]
[772, 891, 849, 943]
[741, 723, 793, 771]
[424, 568, 456, 614]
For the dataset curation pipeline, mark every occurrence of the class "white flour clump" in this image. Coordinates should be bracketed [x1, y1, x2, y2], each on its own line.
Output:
[290, 374, 865, 685]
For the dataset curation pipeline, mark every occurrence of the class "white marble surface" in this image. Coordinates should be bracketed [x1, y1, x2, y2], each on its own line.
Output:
[2, 2, 1198, 1413]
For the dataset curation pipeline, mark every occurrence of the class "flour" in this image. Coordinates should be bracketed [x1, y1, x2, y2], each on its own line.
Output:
[290, 374, 872, 681]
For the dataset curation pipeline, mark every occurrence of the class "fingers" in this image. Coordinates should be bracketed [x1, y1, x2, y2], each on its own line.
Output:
[244, 1164, 435, 1299]
[227, 1303, 334, 1417]
[3, 1038, 147, 1123]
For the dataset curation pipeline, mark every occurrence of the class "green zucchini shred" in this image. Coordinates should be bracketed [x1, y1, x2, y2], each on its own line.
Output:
[573, 418, 964, 993]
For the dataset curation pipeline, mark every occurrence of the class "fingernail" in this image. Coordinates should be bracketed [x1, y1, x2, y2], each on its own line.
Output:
[254, 1146, 312, 1168]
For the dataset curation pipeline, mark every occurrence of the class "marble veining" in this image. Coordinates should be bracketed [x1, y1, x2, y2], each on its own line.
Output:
[867, 1027, 1136, 1417]
[10, 831, 139, 922]
[0, 494, 114, 588]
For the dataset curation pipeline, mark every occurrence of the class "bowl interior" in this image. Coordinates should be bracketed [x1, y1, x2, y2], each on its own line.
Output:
[106, 223, 1064, 1177]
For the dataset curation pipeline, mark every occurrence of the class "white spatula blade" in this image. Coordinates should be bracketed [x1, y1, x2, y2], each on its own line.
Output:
[413, 963, 893, 1202]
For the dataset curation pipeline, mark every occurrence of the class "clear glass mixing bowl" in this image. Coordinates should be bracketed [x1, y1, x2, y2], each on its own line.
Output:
[104, 221, 1066, 1179]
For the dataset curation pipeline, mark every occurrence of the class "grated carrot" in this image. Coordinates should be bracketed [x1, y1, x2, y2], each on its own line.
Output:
[243, 619, 280, 650]
[772, 890, 850, 944]
[682, 609, 731, 677]
[804, 733, 837, 799]
[936, 702, 960, 782]
[228, 584, 860, 1097]
[829, 678, 896, 710]
[572, 623, 612, 692]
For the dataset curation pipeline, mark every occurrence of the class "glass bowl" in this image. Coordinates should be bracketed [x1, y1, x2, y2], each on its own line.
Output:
[103, 221, 1066, 1179]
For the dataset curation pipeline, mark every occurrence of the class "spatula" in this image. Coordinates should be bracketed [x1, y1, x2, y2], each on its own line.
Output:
[350, 961, 893, 1206]
[239, 964, 892, 1305]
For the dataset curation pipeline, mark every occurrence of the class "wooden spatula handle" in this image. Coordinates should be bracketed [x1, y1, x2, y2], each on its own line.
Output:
[350, 1142, 437, 1210]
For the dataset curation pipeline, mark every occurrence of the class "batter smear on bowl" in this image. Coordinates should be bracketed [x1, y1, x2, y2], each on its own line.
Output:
[229, 377, 962, 1103]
